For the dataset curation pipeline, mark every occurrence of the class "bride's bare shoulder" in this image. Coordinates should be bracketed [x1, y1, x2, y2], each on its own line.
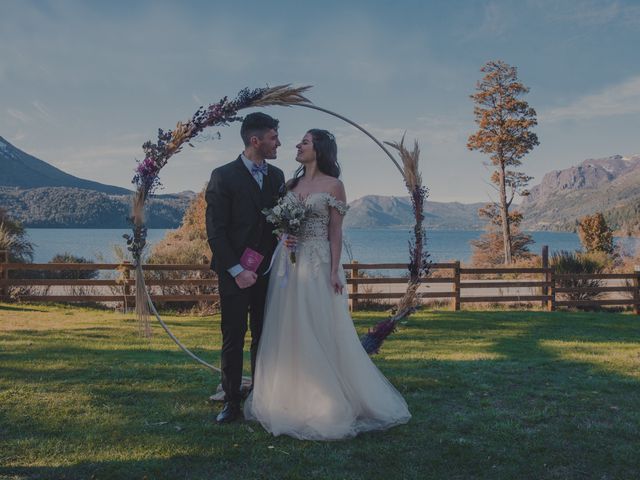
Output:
[326, 178, 346, 202]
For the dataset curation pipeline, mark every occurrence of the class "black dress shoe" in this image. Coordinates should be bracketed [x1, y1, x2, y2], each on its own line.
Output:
[216, 402, 241, 424]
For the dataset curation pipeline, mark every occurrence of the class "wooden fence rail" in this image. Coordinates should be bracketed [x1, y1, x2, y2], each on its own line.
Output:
[1, 248, 639, 313]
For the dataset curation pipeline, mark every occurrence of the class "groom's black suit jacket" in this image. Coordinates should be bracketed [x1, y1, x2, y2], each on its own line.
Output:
[205, 156, 285, 296]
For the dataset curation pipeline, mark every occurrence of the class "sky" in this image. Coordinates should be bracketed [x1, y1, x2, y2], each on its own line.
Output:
[1, 0, 639, 203]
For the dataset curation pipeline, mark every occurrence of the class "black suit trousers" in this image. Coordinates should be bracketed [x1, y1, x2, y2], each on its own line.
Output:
[219, 272, 270, 404]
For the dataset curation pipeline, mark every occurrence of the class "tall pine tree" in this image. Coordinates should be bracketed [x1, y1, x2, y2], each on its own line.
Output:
[468, 60, 539, 264]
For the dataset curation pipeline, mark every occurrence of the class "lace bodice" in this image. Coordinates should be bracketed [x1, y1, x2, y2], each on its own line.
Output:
[292, 192, 349, 242]
[272, 192, 349, 279]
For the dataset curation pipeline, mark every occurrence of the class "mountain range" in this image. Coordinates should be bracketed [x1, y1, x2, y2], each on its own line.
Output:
[344, 195, 485, 230]
[1, 135, 639, 232]
[520, 154, 640, 234]
[0, 135, 130, 194]
[0, 136, 193, 228]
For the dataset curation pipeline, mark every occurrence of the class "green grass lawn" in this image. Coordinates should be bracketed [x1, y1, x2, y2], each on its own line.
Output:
[1, 303, 639, 480]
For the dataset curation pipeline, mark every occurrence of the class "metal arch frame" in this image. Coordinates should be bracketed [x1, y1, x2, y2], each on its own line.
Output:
[143, 101, 406, 375]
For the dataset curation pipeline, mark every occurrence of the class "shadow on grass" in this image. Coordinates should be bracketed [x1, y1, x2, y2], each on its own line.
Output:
[0, 304, 48, 312]
[372, 313, 640, 477]
[390, 311, 640, 350]
[1, 345, 221, 376]
[0, 455, 247, 480]
[2, 310, 640, 479]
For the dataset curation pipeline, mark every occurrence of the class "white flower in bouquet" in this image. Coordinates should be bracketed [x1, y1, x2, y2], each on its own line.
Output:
[262, 193, 310, 264]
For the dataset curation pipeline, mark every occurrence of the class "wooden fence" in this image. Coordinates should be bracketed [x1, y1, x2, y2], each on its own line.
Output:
[1, 248, 639, 313]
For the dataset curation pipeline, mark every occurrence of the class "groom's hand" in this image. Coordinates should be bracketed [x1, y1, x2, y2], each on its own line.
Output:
[235, 270, 257, 289]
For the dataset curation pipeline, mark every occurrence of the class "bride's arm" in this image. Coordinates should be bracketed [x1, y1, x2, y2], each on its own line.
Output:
[328, 181, 347, 294]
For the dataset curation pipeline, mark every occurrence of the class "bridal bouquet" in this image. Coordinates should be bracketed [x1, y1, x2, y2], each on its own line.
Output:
[262, 194, 309, 264]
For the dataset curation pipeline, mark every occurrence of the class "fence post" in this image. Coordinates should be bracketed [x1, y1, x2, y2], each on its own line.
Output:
[634, 266, 640, 315]
[199, 256, 208, 297]
[200, 256, 210, 306]
[548, 268, 556, 312]
[541, 245, 549, 310]
[452, 260, 461, 311]
[123, 261, 131, 310]
[351, 260, 359, 312]
[0, 250, 8, 300]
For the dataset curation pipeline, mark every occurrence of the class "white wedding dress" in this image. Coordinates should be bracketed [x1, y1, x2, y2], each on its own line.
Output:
[244, 192, 411, 440]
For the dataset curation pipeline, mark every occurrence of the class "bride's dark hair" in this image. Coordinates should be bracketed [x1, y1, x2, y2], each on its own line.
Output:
[287, 129, 341, 191]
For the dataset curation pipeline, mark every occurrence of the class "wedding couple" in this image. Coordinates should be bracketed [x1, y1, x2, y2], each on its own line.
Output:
[205, 112, 410, 440]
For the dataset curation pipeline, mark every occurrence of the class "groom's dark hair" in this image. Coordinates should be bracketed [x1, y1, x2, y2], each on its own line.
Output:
[241, 112, 279, 146]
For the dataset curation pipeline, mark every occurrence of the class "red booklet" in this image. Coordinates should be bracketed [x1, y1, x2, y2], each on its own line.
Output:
[240, 247, 264, 272]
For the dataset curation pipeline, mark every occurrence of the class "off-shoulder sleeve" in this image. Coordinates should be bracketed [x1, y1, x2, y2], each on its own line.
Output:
[327, 194, 349, 216]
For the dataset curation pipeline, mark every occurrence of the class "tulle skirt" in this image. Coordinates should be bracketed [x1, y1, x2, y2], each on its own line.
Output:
[244, 239, 411, 440]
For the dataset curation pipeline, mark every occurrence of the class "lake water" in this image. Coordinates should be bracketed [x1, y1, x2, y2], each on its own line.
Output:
[25, 228, 640, 264]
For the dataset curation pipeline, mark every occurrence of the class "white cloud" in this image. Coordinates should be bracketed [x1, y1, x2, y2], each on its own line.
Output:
[7, 108, 31, 123]
[12, 131, 27, 142]
[542, 75, 640, 122]
[539, 0, 640, 27]
[478, 2, 510, 36]
[32, 100, 56, 124]
[459, 1, 513, 40]
[113, 132, 147, 143]
[68, 145, 141, 162]
[334, 115, 467, 152]
[26, 144, 139, 175]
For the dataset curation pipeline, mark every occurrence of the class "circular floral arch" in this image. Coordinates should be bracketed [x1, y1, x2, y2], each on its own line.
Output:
[126, 85, 429, 373]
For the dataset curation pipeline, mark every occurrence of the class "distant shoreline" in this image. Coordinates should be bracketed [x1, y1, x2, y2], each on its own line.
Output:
[21, 225, 587, 234]
[23, 225, 640, 240]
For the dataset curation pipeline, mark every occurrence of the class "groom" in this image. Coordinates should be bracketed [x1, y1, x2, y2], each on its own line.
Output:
[206, 112, 286, 423]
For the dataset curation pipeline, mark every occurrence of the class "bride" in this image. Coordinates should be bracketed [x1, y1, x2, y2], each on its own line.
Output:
[244, 129, 411, 440]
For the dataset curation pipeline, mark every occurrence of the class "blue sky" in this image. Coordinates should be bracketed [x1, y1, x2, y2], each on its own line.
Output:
[1, 0, 639, 203]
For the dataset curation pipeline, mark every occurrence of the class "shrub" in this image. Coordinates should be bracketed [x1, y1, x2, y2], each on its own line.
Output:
[145, 189, 217, 313]
[0, 207, 34, 264]
[45, 253, 99, 297]
[551, 250, 606, 303]
[578, 212, 615, 255]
